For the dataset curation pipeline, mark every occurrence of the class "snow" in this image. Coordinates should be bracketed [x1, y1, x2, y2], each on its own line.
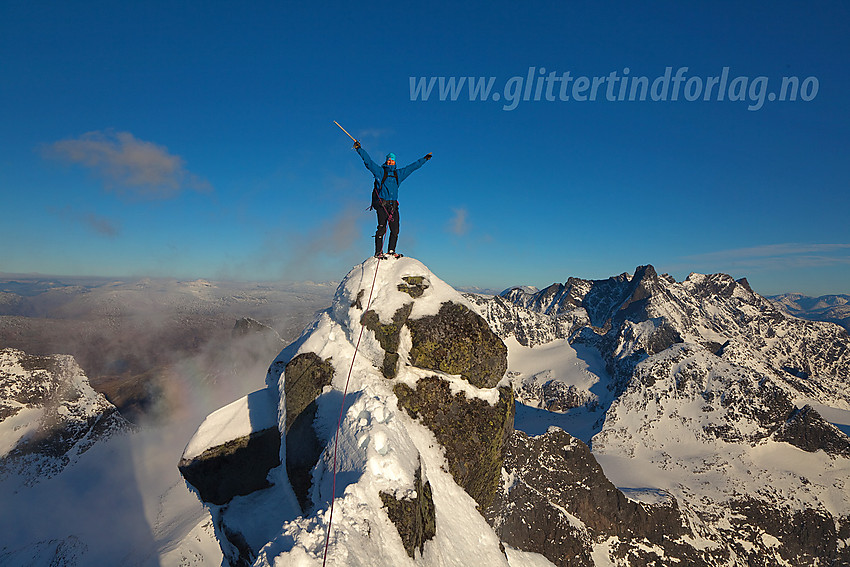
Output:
[590, 536, 619, 567]
[506, 336, 612, 444]
[0, 406, 43, 457]
[592, 344, 850, 521]
[503, 545, 557, 566]
[505, 337, 605, 394]
[181, 387, 277, 461]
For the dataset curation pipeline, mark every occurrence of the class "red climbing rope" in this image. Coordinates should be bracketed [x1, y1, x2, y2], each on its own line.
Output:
[322, 256, 382, 565]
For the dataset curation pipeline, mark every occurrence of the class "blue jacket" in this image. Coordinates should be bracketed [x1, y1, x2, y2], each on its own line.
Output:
[356, 146, 428, 201]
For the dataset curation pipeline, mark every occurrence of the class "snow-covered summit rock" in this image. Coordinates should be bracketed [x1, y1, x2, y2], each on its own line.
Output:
[180, 257, 521, 566]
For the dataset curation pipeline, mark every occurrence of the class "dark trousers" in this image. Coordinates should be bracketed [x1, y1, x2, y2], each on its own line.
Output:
[375, 200, 399, 254]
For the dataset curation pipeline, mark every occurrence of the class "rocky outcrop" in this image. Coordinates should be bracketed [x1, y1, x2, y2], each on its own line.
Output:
[231, 317, 281, 340]
[361, 303, 412, 379]
[395, 377, 514, 510]
[178, 388, 280, 506]
[379, 459, 436, 558]
[275, 352, 335, 511]
[177, 351, 315, 509]
[485, 428, 700, 566]
[397, 275, 429, 299]
[178, 427, 280, 506]
[281, 352, 334, 432]
[773, 404, 850, 457]
[407, 302, 507, 388]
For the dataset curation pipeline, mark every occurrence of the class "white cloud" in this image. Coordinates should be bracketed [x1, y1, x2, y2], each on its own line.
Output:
[44, 129, 211, 199]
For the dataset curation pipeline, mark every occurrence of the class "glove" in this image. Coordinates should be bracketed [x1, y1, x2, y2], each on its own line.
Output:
[425, 153, 432, 160]
[353, 140, 361, 149]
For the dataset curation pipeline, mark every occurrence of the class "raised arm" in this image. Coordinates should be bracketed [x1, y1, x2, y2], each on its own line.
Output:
[355, 144, 383, 178]
[397, 153, 432, 182]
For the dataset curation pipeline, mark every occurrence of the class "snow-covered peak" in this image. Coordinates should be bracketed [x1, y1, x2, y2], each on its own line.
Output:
[471, 264, 850, 565]
[0, 347, 132, 484]
[183, 256, 529, 566]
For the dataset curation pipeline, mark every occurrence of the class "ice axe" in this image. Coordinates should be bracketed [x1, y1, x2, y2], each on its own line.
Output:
[334, 120, 358, 144]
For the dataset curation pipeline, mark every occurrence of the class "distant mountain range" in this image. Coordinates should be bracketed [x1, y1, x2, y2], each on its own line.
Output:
[468, 265, 850, 565]
[769, 293, 850, 332]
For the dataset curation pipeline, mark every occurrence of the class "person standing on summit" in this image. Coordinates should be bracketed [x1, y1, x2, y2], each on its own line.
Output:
[353, 139, 431, 258]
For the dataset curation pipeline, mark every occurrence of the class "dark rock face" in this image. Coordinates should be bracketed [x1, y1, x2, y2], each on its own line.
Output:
[407, 302, 507, 388]
[394, 377, 514, 509]
[283, 352, 333, 432]
[729, 499, 842, 566]
[283, 352, 334, 511]
[773, 404, 850, 457]
[379, 460, 436, 558]
[231, 317, 277, 339]
[178, 427, 280, 506]
[484, 429, 700, 567]
[285, 400, 323, 513]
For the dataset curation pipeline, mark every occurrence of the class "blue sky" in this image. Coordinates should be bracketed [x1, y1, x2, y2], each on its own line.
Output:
[1, 1, 848, 296]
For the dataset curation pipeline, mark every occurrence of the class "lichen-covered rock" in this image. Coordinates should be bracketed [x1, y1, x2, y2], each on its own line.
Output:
[397, 275, 429, 298]
[283, 352, 334, 511]
[394, 376, 514, 509]
[283, 352, 334, 432]
[361, 303, 413, 379]
[407, 302, 507, 388]
[379, 459, 436, 558]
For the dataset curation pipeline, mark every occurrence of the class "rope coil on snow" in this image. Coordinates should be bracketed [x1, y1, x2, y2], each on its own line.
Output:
[322, 257, 382, 565]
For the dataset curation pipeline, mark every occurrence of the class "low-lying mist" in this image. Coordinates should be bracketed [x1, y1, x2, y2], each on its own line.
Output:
[0, 275, 335, 564]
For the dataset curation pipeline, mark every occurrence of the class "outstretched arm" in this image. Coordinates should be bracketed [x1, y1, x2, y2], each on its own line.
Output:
[397, 153, 432, 182]
[355, 144, 382, 178]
